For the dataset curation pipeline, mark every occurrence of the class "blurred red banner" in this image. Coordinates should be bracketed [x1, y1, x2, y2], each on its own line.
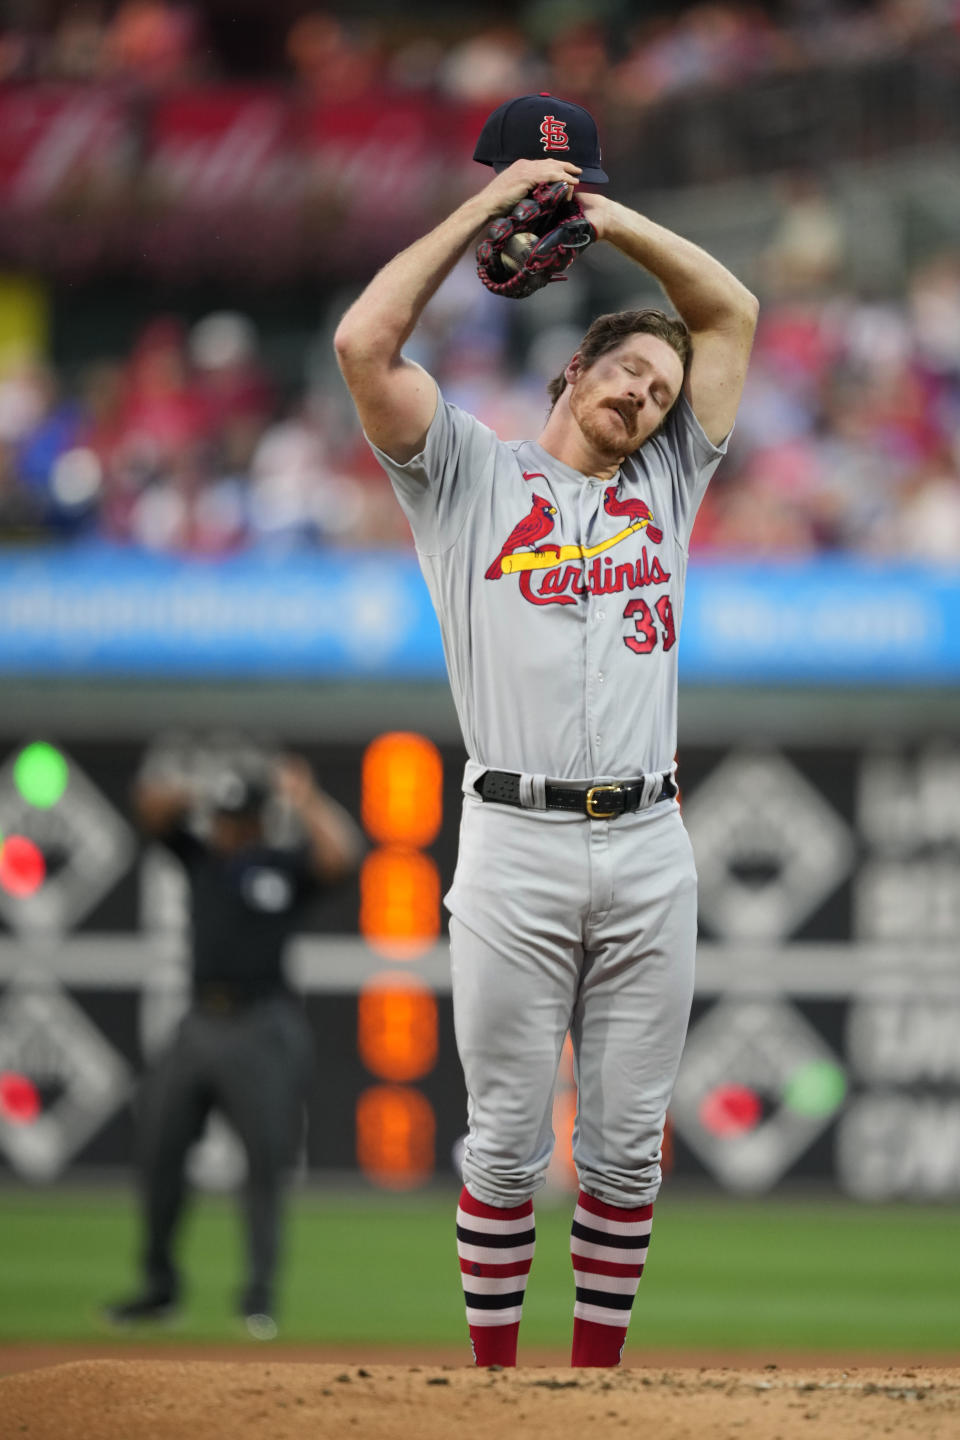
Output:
[0, 85, 129, 205]
[0, 83, 487, 279]
[146, 87, 295, 207]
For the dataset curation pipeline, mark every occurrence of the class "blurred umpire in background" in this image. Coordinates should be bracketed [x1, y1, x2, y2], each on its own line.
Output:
[105, 752, 362, 1340]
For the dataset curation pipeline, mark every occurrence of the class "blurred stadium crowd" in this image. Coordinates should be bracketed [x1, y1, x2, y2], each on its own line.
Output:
[1, 0, 957, 103]
[4, 248, 960, 560]
[0, 0, 959, 560]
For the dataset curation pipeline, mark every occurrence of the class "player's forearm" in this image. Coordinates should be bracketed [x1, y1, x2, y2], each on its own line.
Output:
[592, 199, 758, 335]
[334, 195, 493, 364]
[297, 789, 364, 883]
[132, 781, 191, 835]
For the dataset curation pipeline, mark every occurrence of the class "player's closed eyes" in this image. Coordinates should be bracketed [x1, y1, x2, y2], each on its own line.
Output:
[621, 361, 668, 404]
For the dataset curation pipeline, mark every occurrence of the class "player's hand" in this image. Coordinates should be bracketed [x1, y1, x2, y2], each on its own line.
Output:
[479, 159, 582, 217]
[274, 755, 318, 810]
[577, 192, 615, 242]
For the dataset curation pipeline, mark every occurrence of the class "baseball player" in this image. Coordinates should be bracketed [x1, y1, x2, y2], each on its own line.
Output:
[334, 109, 757, 1368]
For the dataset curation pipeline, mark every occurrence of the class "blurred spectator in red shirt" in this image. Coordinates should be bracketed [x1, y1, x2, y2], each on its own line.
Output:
[286, 12, 383, 102]
[104, 0, 205, 91]
[188, 311, 274, 433]
[119, 316, 211, 454]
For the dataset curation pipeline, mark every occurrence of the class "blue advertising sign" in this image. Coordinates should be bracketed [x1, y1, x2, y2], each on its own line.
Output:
[0, 548, 445, 677]
[680, 559, 960, 684]
[0, 548, 957, 684]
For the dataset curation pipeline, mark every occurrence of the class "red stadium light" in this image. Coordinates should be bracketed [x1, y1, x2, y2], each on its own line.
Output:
[0, 1072, 41, 1125]
[0, 835, 46, 898]
[699, 1083, 763, 1137]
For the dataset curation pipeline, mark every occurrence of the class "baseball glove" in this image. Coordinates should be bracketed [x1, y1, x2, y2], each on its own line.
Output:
[476, 181, 596, 300]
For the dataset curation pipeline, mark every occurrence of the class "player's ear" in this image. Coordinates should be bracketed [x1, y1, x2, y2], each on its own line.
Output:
[565, 352, 584, 385]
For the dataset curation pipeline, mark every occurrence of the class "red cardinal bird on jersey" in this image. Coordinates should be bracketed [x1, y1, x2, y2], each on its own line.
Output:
[603, 486, 663, 544]
[485, 494, 558, 579]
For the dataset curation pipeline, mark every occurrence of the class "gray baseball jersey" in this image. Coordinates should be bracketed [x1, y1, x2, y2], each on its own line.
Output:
[370, 389, 728, 1212]
[372, 390, 727, 782]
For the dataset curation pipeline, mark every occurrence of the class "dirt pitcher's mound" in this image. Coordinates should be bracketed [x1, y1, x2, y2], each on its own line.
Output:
[2, 1360, 959, 1440]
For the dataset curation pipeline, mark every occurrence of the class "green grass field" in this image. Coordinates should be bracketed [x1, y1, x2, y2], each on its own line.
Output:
[1, 1187, 958, 1354]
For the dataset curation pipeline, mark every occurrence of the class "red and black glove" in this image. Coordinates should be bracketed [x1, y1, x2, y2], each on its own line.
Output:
[476, 181, 596, 300]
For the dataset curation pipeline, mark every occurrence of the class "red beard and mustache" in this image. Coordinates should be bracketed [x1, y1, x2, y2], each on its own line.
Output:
[568, 392, 660, 461]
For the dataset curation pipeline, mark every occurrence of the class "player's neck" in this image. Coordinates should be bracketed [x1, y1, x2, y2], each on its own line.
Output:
[535, 409, 623, 483]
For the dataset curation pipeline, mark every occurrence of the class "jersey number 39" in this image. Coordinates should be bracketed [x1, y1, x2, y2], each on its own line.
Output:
[623, 595, 676, 654]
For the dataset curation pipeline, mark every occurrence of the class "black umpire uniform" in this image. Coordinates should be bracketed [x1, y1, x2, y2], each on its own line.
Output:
[106, 755, 362, 1338]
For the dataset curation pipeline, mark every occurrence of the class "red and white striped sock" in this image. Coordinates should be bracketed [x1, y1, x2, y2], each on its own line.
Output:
[456, 1185, 535, 1367]
[570, 1190, 653, 1367]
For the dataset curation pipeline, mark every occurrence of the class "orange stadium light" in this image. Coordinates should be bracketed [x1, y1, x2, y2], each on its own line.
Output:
[545, 1034, 577, 1192]
[359, 847, 441, 959]
[357, 977, 438, 1083]
[361, 732, 443, 848]
[355, 1084, 436, 1190]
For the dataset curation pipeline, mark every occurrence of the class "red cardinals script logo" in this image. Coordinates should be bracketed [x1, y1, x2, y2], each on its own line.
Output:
[485, 486, 670, 607]
[539, 116, 570, 154]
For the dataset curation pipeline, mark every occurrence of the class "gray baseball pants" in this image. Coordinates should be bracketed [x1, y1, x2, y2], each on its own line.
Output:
[447, 794, 698, 1209]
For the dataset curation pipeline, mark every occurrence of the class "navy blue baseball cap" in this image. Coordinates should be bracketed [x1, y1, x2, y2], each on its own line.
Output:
[473, 93, 608, 184]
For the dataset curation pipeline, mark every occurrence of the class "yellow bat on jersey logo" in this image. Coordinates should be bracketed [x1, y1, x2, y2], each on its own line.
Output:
[500, 519, 651, 574]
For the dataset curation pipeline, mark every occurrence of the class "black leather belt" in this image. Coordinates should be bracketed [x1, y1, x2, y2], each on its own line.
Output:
[474, 770, 677, 819]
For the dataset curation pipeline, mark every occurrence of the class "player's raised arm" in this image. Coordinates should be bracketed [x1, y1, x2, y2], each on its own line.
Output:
[578, 195, 759, 447]
[274, 754, 364, 885]
[132, 776, 192, 837]
[333, 159, 581, 464]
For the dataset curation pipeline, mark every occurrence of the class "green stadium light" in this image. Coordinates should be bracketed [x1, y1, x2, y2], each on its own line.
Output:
[783, 1060, 847, 1117]
[14, 742, 69, 809]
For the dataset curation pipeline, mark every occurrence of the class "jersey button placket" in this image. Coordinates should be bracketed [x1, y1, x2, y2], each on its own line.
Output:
[582, 481, 606, 775]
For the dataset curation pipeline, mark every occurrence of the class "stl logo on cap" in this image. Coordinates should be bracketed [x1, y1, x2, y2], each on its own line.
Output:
[539, 115, 570, 155]
[473, 93, 609, 183]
